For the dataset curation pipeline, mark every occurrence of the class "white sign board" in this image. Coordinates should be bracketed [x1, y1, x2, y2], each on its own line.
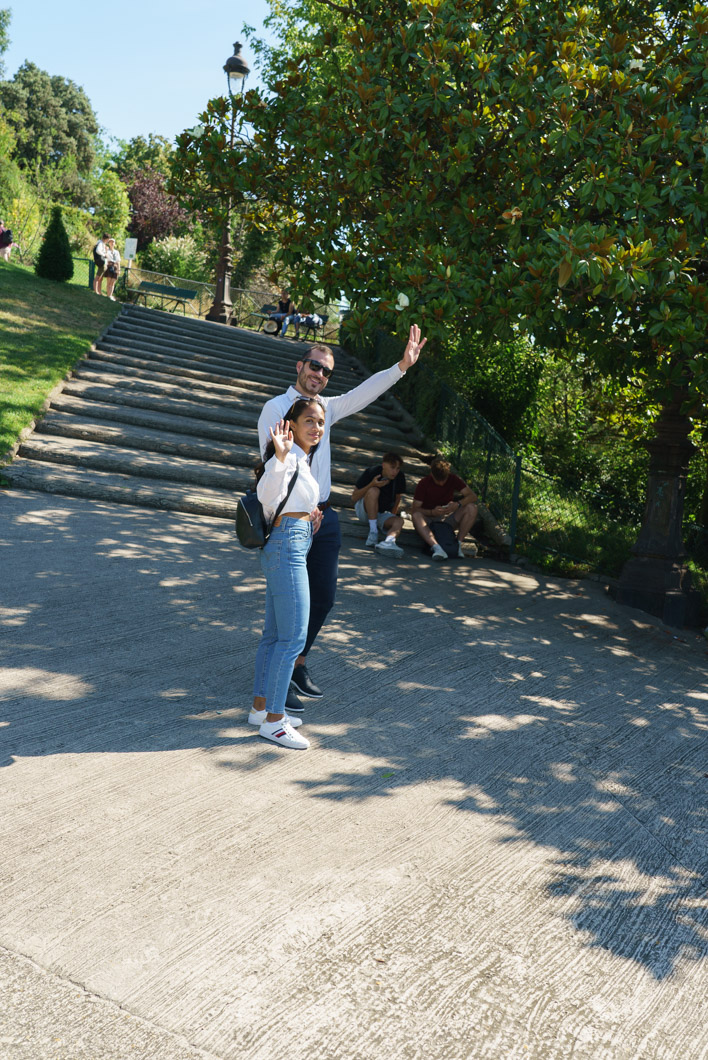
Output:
[123, 238, 138, 261]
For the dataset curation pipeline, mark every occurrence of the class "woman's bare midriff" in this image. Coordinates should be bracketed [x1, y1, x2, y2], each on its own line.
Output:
[273, 512, 311, 526]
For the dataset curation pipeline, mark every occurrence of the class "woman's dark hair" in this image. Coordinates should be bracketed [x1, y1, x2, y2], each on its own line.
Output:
[255, 397, 325, 482]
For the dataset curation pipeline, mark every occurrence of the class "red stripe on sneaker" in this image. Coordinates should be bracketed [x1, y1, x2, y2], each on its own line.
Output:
[274, 729, 287, 738]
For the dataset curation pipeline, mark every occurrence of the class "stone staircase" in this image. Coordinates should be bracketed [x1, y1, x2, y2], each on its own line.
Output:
[5, 304, 432, 546]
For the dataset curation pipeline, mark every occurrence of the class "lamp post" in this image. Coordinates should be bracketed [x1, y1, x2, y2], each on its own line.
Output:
[206, 42, 249, 325]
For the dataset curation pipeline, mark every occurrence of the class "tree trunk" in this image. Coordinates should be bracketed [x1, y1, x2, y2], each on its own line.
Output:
[616, 388, 701, 628]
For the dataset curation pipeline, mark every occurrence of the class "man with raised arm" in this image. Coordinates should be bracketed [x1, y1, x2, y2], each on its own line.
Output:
[257, 325, 427, 706]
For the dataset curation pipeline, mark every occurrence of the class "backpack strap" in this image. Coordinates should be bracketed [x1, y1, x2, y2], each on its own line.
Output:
[270, 466, 300, 527]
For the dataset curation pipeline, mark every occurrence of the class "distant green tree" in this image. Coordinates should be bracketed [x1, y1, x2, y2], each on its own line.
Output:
[35, 205, 74, 282]
[110, 134, 173, 179]
[0, 8, 10, 79]
[93, 169, 131, 242]
[0, 61, 98, 176]
[232, 225, 275, 289]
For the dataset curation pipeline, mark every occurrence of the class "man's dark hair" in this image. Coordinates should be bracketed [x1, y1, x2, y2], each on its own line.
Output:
[430, 458, 451, 481]
[382, 452, 403, 469]
[102, 232, 110, 240]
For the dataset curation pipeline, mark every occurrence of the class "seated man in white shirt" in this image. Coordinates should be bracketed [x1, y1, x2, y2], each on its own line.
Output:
[257, 326, 427, 707]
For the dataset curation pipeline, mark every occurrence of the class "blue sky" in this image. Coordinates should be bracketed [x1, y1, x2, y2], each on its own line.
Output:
[1, 0, 278, 147]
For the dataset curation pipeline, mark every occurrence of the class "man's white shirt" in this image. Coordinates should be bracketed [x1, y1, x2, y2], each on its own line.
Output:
[257, 363, 404, 504]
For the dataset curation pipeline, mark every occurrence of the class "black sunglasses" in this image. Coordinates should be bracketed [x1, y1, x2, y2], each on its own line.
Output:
[304, 358, 333, 379]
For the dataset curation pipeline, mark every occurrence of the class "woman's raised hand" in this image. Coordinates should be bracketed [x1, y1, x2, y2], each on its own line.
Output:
[270, 419, 294, 462]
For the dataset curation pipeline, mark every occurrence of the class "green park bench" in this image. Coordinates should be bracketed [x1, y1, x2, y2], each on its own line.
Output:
[130, 281, 198, 315]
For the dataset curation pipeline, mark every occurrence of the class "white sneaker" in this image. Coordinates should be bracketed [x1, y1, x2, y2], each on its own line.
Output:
[248, 708, 302, 728]
[431, 543, 448, 561]
[375, 539, 404, 559]
[365, 530, 379, 547]
[259, 719, 309, 749]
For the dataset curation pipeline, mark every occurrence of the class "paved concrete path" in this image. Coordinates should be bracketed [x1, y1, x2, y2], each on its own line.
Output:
[1, 490, 707, 1060]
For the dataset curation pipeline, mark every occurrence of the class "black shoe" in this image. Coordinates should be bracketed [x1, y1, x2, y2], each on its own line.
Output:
[285, 685, 305, 713]
[291, 663, 323, 699]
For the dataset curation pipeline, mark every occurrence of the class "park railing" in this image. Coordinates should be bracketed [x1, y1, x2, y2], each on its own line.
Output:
[115, 265, 343, 342]
[71, 257, 92, 289]
[347, 328, 651, 575]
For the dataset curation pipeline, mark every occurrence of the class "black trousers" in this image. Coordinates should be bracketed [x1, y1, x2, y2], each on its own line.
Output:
[303, 506, 341, 656]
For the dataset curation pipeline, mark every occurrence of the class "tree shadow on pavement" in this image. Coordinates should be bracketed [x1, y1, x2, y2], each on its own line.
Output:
[1, 496, 706, 982]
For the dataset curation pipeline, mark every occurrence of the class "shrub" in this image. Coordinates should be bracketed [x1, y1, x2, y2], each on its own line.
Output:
[35, 206, 74, 282]
[139, 233, 210, 282]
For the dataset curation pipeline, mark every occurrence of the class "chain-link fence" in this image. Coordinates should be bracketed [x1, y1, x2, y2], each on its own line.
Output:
[70, 257, 92, 289]
[344, 329, 650, 574]
[350, 331, 522, 547]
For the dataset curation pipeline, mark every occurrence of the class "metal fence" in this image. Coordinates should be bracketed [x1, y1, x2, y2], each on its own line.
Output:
[116, 265, 344, 342]
[346, 329, 648, 574]
[70, 257, 92, 289]
[358, 331, 522, 547]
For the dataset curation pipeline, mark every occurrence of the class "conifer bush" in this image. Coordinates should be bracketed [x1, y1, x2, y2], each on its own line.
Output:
[35, 206, 74, 282]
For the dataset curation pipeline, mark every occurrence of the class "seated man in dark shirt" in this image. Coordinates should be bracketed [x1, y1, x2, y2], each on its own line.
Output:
[351, 452, 406, 558]
[411, 458, 478, 561]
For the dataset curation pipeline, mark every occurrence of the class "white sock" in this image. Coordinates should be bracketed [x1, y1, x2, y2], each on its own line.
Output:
[385, 533, 396, 543]
[368, 519, 378, 533]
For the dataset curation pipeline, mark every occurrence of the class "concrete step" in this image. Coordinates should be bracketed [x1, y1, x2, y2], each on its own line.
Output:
[4, 456, 355, 516]
[38, 411, 257, 467]
[105, 320, 367, 390]
[87, 347, 275, 394]
[121, 305, 348, 361]
[110, 308, 392, 396]
[59, 379, 418, 452]
[38, 410, 430, 480]
[61, 378, 259, 431]
[4, 458, 243, 518]
[20, 432, 415, 499]
[5, 455, 445, 554]
[6, 303, 437, 526]
[78, 362, 408, 437]
[90, 345, 403, 429]
[18, 436, 252, 493]
[50, 394, 259, 446]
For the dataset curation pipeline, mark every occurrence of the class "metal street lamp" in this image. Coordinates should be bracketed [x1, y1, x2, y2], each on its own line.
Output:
[206, 42, 249, 325]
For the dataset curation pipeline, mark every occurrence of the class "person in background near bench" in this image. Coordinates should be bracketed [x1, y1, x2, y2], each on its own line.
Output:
[0, 221, 16, 262]
[411, 458, 479, 562]
[93, 232, 109, 295]
[284, 310, 322, 341]
[104, 237, 121, 301]
[269, 289, 297, 337]
[258, 326, 427, 707]
[351, 452, 406, 559]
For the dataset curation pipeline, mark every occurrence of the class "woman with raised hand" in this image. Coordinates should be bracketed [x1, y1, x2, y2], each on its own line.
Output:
[249, 397, 325, 749]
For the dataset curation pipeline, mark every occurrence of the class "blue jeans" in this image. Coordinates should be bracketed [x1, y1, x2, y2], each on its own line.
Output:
[253, 518, 313, 712]
[303, 506, 341, 656]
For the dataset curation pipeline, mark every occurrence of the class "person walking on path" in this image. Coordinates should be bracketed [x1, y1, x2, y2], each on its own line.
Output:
[257, 325, 427, 705]
[249, 398, 325, 750]
[104, 238, 121, 301]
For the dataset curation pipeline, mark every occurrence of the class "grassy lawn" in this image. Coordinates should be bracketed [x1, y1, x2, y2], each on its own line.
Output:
[0, 261, 121, 461]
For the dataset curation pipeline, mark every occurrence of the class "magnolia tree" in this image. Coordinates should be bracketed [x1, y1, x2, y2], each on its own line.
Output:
[172, 0, 708, 622]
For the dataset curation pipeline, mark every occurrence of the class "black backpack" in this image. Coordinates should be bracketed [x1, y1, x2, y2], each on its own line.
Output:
[426, 520, 458, 558]
[92, 241, 106, 267]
